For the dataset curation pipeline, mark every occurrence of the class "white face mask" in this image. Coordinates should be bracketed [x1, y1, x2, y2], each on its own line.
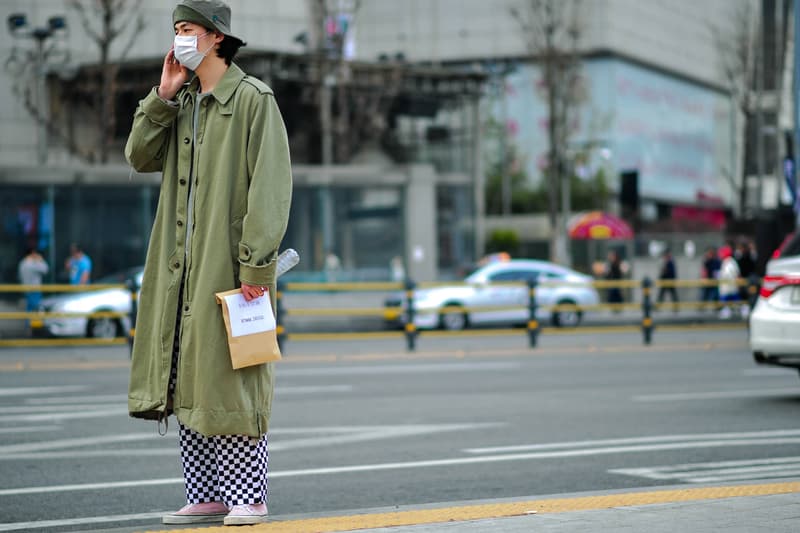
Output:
[173, 32, 213, 70]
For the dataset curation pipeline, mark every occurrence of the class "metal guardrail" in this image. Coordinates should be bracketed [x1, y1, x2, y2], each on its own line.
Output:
[0, 283, 137, 348]
[0, 276, 757, 351]
[275, 276, 759, 352]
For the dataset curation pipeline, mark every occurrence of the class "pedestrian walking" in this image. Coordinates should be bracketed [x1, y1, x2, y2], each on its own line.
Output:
[65, 243, 91, 285]
[657, 249, 678, 310]
[125, 0, 292, 526]
[718, 245, 743, 319]
[18, 248, 49, 312]
[735, 239, 756, 301]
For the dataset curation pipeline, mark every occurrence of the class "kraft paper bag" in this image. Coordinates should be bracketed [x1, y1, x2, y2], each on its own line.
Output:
[215, 288, 281, 369]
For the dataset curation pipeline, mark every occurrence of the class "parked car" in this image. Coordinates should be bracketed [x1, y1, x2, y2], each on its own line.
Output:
[384, 259, 600, 330]
[33, 266, 143, 339]
[750, 237, 800, 372]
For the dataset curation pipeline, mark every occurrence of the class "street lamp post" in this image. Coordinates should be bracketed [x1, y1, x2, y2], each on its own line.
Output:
[6, 13, 68, 166]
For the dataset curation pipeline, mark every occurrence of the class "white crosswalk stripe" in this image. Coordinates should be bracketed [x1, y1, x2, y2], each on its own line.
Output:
[610, 456, 800, 483]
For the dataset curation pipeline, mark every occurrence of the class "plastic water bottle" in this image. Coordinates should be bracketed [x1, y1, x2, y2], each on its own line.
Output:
[276, 248, 300, 277]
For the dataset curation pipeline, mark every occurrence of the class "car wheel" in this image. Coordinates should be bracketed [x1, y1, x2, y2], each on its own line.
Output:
[87, 317, 120, 339]
[552, 299, 581, 328]
[439, 304, 468, 331]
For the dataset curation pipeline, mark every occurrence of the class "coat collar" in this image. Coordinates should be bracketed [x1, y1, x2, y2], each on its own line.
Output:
[186, 63, 246, 106]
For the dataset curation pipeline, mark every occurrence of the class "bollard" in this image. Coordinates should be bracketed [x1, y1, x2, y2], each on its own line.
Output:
[527, 278, 539, 348]
[276, 280, 287, 353]
[127, 279, 138, 357]
[642, 277, 653, 345]
[404, 278, 417, 352]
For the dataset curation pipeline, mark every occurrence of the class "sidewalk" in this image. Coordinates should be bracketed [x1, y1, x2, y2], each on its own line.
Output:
[146, 480, 799, 532]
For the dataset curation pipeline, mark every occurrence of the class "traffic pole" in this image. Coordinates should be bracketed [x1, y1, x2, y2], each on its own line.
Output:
[642, 277, 653, 345]
[527, 278, 539, 348]
[404, 278, 417, 352]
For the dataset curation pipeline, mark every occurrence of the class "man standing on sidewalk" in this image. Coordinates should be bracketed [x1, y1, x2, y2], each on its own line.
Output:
[125, 0, 292, 526]
[18, 248, 49, 312]
[657, 249, 678, 311]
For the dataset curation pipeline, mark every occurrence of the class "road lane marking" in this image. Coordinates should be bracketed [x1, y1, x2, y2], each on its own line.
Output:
[0, 424, 500, 460]
[0, 407, 126, 423]
[279, 361, 521, 377]
[0, 432, 155, 455]
[0, 340, 749, 373]
[0, 405, 111, 414]
[171, 482, 800, 533]
[25, 394, 127, 405]
[276, 385, 354, 394]
[741, 368, 798, 376]
[0, 449, 176, 460]
[611, 457, 800, 483]
[268, 423, 501, 452]
[5, 482, 793, 533]
[4, 437, 800, 495]
[463, 429, 800, 454]
[0, 425, 61, 434]
[0, 512, 166, 532]
[0, 386, 88, 397]
[633, 388, 800, 401]
[0, 478, 183, 496]
[15, 386, 353, 407]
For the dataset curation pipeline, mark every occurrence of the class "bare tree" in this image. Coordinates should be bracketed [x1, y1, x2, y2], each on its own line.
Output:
[709, 1, 759, 216]
[510, 0, 586, 264]
[67, 0, 144, 163]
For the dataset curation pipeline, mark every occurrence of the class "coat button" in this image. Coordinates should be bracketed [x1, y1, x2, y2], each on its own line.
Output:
[184, 305, 190, 312]
[183, 137, 190, 144]
[173, 262, 180, 269]
[179, 178, 187, 185]
[177, 220, 183, 227]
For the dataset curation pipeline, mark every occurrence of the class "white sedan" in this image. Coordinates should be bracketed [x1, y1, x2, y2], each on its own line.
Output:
[384, 259, 600, 330]
[749, 253, 800, 372]
[34, 267, 142, 339]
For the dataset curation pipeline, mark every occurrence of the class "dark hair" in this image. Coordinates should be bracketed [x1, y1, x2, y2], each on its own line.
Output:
[215, 35, 243, 66]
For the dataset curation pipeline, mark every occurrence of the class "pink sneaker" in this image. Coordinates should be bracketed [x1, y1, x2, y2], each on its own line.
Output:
[162, 501, 229, 524]
[223, 503, 269, 526]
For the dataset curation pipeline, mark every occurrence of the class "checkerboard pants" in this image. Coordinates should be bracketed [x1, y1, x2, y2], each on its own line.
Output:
[169, 303, 269, 506]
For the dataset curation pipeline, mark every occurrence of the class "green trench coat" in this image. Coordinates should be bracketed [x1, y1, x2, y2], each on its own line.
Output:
[125, 64, 292, 437]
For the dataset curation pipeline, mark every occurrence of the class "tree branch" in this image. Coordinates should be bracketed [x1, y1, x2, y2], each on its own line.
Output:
[66, 1, 102, 45]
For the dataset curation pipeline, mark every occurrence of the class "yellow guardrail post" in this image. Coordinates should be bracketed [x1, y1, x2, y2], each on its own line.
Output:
[276, 279, 287, 353]
[404, 278, 417, 352]
[527, 278, 539, 348]
[746, 275, 760, 311]
[642, 277, 653, 345]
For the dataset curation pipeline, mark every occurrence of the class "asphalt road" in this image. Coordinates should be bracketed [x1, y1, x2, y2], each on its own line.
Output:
[0, 327, 798, 532]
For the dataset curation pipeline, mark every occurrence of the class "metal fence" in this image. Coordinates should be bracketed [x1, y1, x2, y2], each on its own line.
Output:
[0, 277, 756, 350]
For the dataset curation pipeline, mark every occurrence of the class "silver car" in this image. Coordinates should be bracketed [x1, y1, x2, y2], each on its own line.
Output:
[34, 267, 143, 339]
[384, 259, 600, 330]
[750, 234, 800, 371]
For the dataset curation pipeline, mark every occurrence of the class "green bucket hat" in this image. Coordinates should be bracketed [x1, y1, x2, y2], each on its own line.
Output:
[173, 0, 246, 47]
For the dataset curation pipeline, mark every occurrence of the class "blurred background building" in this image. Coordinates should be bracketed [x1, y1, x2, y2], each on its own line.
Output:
[0, 0, 795, 282]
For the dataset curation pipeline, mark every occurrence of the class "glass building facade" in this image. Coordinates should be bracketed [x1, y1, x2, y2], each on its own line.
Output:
[1, 178, 473, 284]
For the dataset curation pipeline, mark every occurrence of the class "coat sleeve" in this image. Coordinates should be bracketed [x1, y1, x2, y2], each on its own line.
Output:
[238, 93, 293, 287]
[124, 87, 179, 173]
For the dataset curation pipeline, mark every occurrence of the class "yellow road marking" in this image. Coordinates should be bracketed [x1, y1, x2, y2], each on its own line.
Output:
[0, 339, 747, 372]
[0, 324, 745, 349]
[0, 360, 130, 372]
[0, 338, 128, 348]
[156, 481, 799, 533]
